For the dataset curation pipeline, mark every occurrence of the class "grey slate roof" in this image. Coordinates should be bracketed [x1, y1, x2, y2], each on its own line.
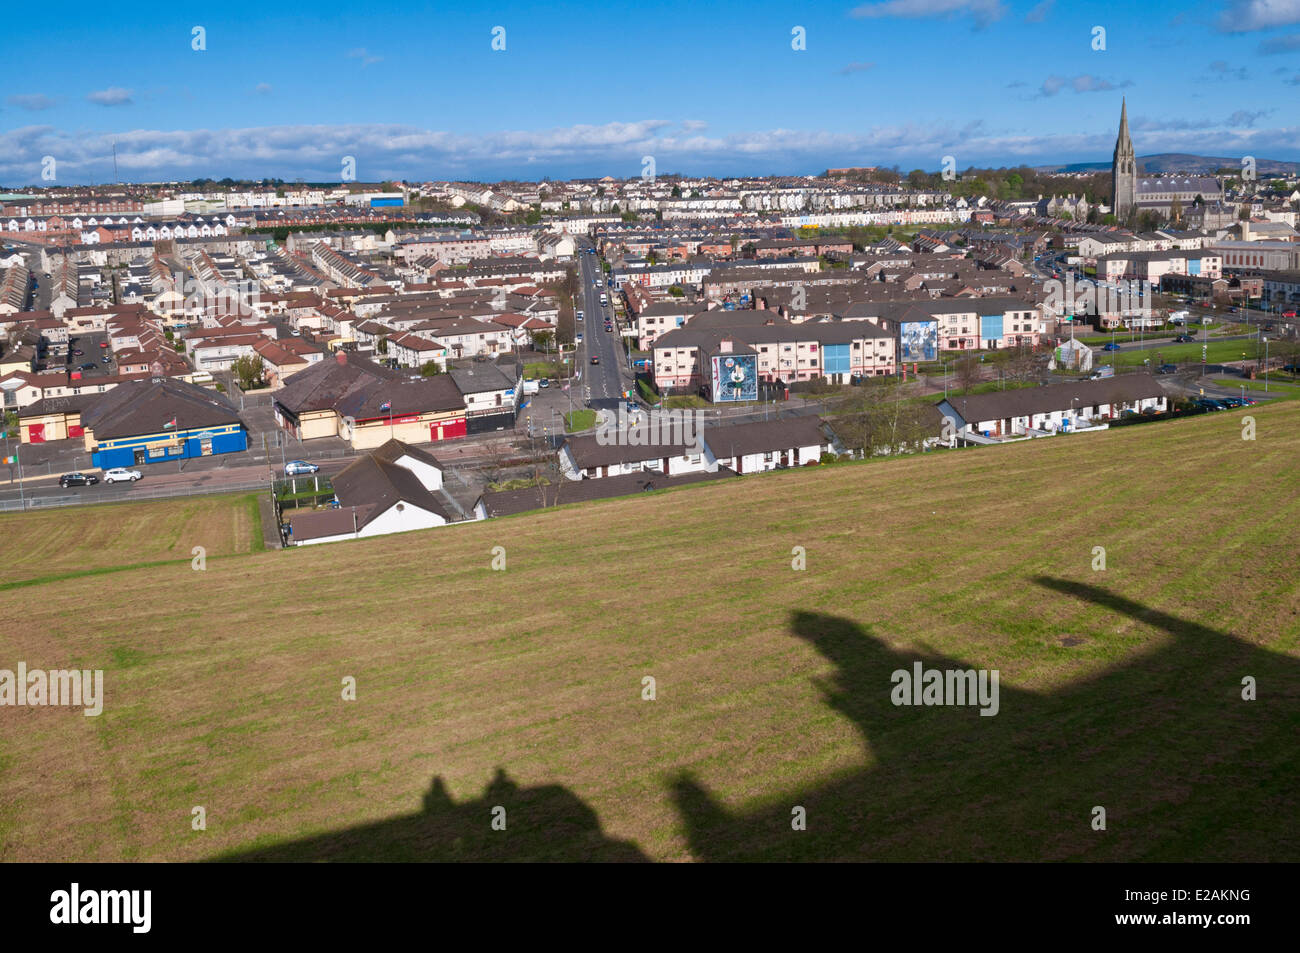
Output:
[941, 373, 1168, 424]
[79, 377, 243, 439]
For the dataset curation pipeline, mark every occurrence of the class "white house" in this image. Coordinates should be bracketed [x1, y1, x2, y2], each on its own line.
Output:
[286, 439, 452, 545]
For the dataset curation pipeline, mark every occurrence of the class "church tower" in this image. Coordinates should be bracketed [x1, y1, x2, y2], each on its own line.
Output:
[1111, 98, 1137, 220]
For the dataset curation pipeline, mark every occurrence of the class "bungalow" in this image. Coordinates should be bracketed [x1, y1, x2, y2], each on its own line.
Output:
[286, 439, 452, 546]
[701, 417, 832, 474]
[558, 427, 708, 480]
[938, 374, 1169, 441]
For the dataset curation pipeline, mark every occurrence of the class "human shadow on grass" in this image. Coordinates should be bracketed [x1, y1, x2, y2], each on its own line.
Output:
[214, 767, 649, 862]
[670, 577, 1299, 861]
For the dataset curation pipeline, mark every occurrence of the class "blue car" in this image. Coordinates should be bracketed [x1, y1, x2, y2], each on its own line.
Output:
[284, 460, 320, 476]
[1102, 343, 1122, 352]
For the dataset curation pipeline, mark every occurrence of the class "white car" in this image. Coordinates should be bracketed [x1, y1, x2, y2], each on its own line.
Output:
[103, 467, 142, 484]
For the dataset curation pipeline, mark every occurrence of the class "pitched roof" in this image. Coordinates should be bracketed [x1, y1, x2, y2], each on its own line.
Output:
[331, 453, 450, 524]
[941, 373, 1168, 424]
[703, 417, 829, 458]
[372, 437, 444, 472]
[79, 377, 243, 439]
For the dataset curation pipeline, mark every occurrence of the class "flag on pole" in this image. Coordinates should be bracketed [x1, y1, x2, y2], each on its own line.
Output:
[379, 400, 392, 412]
[3, 454, 15, 465]
[162, 418, 177, 430]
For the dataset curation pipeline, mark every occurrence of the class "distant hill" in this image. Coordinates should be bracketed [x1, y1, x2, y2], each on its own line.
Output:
[1036, 154, 1300, 175]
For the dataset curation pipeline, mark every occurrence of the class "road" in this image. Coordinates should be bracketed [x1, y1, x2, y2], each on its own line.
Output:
[574, 240, 631, 410]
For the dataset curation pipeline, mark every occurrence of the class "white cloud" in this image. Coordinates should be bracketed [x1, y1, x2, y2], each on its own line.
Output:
[850, 0, 1008, 27]
[1, 117, 1296, 184]
[253, 83, 273, 96]
[1025, 0, 1054, 23]
[838, 61, 877, 74]
[1259, 32, 1300, 52]
[6, 94, 56, 111]
[87, 87, 133, 106]
[1217, 0, 1300, 32]
[1038, 74, 1131, 96]
[346, 47, 383, 66]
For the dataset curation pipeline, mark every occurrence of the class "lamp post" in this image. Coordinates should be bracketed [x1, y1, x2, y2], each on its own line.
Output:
[1263, 336, 1269, 393]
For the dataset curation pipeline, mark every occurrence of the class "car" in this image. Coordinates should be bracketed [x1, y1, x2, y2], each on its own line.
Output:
[1193, 398, 1227, 412]
[58, 472, 99, 488]
[1102, 343, 1122, 351]
[538, 378, 550, 388]
[1173, 334, 1193, 343]
[575, 333, 583, 343]
[590, 356, 600, 365]
[99, 341, 109, 348]
[101, 355, 111, 364]
[1262, 324, 1275, 332]
[284, 460, 320, 476]
[1157, 363, 1178, 374]
[72, 348, 84, 356]
[1283, 311, 1297, 318]
[1283, 364, 1300, 374]
[78, 362, 96, 371]
[103, 467, 142, 484]
[576, 311, 584, 321]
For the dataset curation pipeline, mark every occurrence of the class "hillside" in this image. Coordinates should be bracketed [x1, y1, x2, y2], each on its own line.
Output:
[0, 404, 1297, 861]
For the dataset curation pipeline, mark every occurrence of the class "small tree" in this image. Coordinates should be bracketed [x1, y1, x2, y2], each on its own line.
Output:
[231, 354, 266, 390]
[954, 355, 981, 394]
[420, 361, 443, 377]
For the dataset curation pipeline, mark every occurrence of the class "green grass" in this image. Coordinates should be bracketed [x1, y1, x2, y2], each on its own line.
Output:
[1213, 377, 1300, 396]
[564, 409, 597, 432]
[523, 362, 565, 380]
[1108, 338, 1264, 367]
[0, 492, 261, 586]
[1, 411, 1297, 862]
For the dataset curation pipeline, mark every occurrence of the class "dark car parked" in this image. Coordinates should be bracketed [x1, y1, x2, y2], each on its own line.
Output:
[1173, 335, 1193, 343]
[1157, 363, 1178, 374]
[59, 472, 99, 488]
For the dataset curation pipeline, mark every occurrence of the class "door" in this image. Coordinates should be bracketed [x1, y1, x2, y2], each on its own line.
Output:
[134, 449, 147, 465]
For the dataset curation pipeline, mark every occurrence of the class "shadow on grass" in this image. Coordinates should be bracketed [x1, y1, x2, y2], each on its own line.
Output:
[214, 767, 648, 862]
[212, 577, 1296, 862]
[671, 577, 1299, 861]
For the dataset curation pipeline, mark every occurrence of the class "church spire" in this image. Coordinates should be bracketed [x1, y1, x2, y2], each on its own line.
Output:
[1112, 98, 1136, 220]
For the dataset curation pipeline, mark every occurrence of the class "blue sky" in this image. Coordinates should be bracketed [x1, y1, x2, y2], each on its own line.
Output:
[3, 0, 1298, 184]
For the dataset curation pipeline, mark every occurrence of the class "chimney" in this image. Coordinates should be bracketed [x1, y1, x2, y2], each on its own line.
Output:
[719, 338, 733, 353]
[336, 349, 347, 365]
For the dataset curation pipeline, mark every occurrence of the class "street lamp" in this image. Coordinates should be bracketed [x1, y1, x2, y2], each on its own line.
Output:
[1263, 336, 1269, 393]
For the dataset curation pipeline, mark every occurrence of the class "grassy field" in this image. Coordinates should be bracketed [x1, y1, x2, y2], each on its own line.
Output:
[0, 408, 1296, 862]
[1107, 338, 1264, 367]
[0, 493, 262, 590]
